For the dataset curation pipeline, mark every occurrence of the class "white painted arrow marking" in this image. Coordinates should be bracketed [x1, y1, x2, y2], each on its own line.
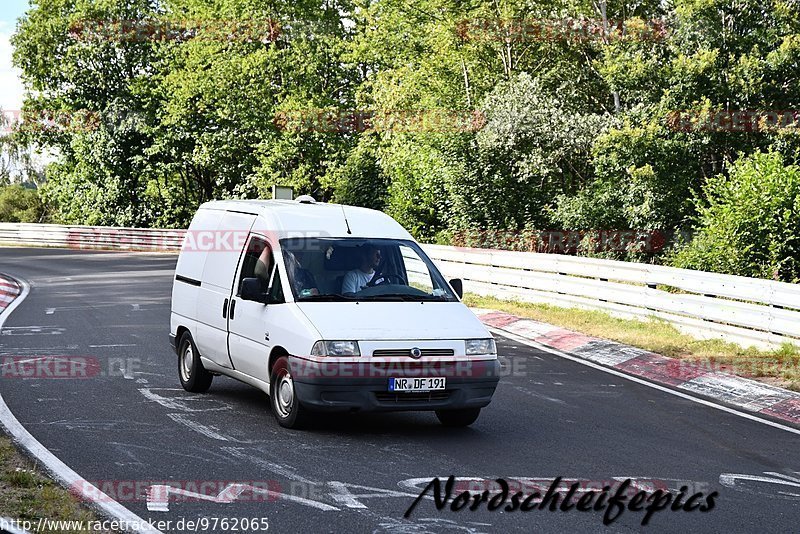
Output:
[146, 483, 339, 512]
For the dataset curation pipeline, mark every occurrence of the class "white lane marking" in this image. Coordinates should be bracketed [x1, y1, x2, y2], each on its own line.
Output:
[0, 326, 64, 336]
[109, 442, 232, 464]
[328, 481, 368, 509]
[41, 419, 151, 431]
[0, 345, 80, 354]
[0, 396, 163, 534]
[764, 472, 800, 483]
[328, 482, 420, 509]
[719, 471, 800, 498]
[166, 413, 231, 441]
[89, 344, 137, 348]
[510, 385, 566, 405]
[223, 447, 316, 484]
[45, 308, 55, 315]
[489, 327, 800, 436]
[138, 388, 231, 412]
[146, 483, 339, 513]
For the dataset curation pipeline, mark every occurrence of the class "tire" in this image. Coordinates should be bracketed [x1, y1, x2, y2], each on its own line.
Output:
[270, 356, 312, 429]
[436, 407, 481, 427]
[178, 332, 213, 393]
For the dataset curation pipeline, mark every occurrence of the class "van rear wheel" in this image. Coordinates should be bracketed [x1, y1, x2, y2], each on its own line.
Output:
[270, 356, 311, 429]
[435, 407, 481, 427]
[178, 332, 213, 393]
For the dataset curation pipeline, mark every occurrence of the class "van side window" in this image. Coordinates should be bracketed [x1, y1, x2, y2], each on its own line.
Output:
[238, 236, 273, 296]
[268, 268, 285, 304]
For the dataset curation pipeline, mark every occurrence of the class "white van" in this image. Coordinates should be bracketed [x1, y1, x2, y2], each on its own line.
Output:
[169, 199, 500, 428]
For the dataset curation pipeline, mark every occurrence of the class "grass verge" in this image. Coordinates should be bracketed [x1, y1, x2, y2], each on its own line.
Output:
[0, 435, 117, 534]
[464, 293, 800, 391]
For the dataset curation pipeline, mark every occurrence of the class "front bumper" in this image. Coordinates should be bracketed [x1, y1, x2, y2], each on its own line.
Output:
[290, 357, 501, 412]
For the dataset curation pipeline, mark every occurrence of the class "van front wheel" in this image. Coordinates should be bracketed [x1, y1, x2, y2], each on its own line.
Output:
[178, 332, 213, 393]
[435, 407, 481, 427]
[270, 357, 311, 429]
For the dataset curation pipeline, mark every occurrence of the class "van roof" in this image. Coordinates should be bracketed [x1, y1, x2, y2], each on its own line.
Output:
[198, 199, 413, 240]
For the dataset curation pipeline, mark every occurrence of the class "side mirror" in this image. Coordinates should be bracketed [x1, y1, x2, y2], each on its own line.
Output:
[240, 278, 268, 304]
[449, 278, 463, 299]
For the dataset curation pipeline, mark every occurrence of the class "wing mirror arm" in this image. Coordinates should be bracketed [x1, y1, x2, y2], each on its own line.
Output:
[449, 278, 463, 299]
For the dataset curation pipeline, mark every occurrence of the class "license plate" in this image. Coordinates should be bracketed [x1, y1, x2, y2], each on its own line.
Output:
[388, 377, 446, 392]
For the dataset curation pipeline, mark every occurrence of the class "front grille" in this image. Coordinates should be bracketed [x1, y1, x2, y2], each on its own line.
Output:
[372, 348, 455, 358]
[375, 391, 452, 403]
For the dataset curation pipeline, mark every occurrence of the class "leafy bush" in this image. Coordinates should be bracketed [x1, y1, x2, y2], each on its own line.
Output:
[449, 73, 608, 232]
[671, 151, 800, 282]
[0, 184, 45, 223]
[382, 138, 454, 242]
[326, 136, 388, 211]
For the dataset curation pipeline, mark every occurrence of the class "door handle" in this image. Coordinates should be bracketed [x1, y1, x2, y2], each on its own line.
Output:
[223, 298, 229, 318]
[229, 299, 236, 320]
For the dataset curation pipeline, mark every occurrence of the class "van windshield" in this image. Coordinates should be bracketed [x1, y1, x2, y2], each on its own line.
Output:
[279, 238, 459, 302]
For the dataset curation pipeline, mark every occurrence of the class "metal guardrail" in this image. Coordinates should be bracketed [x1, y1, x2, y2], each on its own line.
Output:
[0, 222, 185, 251]
[421, 244, 800, 349]
[1, 222, 798, 348]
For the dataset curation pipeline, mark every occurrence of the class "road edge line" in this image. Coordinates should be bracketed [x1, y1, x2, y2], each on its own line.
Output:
[0, 274, 164, 534]
[488, 326, 800, 436]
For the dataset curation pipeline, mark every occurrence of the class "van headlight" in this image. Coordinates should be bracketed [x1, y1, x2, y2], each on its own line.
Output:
[311, 340, 361, 357]
[465, 338, 496, 356]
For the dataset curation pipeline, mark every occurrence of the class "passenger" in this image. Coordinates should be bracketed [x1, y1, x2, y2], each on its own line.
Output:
[287, 250, 320, 297]
[253, 242, 274, 292]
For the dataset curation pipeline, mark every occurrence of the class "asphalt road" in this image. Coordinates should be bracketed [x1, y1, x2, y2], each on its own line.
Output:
[0, 247, 798, 534]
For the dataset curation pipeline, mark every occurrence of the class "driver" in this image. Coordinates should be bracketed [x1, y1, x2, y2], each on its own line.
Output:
[342, 245, 383, 294]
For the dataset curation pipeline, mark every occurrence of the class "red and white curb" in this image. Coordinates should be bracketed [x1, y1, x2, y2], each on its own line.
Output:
[0, 275, 21, 312]
[474, 309, 800, 429]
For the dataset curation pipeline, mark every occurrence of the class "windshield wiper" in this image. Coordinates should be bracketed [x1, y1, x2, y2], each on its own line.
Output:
[297, 293, 355, 301]
[358, 293, 448, 302]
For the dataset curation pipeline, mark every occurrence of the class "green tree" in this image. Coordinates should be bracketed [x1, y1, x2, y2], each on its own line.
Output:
[671, 151, 800, 282]
[453, 73, 609, 232]
[13, 0, 162, 226]
[0, 185, 45, 223]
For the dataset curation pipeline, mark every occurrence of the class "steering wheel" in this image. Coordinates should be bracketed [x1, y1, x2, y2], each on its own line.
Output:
[366, 273, 406, 287]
